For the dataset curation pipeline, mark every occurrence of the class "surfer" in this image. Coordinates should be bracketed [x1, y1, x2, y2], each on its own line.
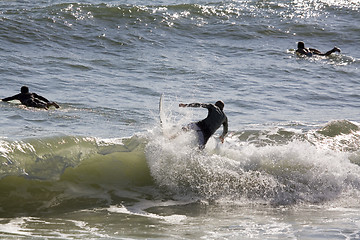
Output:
[1, 86, 60, 109]
[179, 100, 228, 149]
[296, 41, 341, 57]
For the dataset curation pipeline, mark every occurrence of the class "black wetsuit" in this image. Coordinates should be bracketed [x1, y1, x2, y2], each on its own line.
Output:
[2, 92, 50, 108]
[187, 103, 228, 146]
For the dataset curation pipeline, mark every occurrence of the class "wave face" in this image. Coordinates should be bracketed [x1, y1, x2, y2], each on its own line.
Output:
[0, 136, 153, 217]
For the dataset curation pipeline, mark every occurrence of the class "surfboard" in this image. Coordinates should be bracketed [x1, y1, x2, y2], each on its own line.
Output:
[159, 94, 179, 139]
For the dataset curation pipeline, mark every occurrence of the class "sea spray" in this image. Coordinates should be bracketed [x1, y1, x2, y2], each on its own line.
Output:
[146, 109, 360, 206]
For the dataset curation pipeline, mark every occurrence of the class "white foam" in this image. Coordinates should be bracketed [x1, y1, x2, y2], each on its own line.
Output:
[107, 204, 187, 224]
[0, 217, 30, 237]
[146, 122, 360, 205]
[0, 217, 111, 239]
[146, 99, 360, 205]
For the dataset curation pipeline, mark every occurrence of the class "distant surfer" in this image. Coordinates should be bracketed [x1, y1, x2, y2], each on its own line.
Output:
[296, 41, 341, 57]
[1, 86, 60, 109]
[179, 100, 228, 149]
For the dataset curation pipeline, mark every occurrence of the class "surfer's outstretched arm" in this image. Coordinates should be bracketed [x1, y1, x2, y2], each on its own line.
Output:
[2, 94, 20, 102]
[179, 103, 209, 108]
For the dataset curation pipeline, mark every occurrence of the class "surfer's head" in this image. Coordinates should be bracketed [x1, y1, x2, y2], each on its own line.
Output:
[21, 86, 29, 94]
[215, 100, 224, 110]
[297, 41, 305, 49]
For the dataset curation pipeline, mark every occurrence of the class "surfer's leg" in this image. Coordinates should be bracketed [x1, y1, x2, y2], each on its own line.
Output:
[169, 123, 196, 140]
[196, 130, 205, 149]
[188, 123, 206, 149]
[324, 47, 341, 56]
[183, 123, 198, 131]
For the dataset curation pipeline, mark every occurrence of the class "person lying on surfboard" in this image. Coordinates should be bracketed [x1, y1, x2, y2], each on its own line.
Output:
[296, 41, 341, 57]
[179, 100, 228, 149]
[2, 86, 60, 110]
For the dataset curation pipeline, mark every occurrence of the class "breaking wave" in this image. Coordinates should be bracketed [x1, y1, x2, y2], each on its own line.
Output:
[1, 119, 360, 217]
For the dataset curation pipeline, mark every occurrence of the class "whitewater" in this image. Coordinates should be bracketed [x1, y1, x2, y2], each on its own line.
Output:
[0, 0, 360, 239]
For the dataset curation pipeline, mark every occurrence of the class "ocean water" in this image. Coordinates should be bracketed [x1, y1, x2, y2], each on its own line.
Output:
[0, 0, 360, 239]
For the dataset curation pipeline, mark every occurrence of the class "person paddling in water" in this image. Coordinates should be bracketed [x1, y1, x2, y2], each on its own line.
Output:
[296, 41, 341, 57]
[179, 100, 228, 149]
[2, 86, 60, 110]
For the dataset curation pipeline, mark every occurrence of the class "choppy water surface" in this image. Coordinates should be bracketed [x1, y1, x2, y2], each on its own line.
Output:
[0, 0, 359, 239]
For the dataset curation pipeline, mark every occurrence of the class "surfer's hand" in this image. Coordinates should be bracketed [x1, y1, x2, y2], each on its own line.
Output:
[179, 103, 186, 107]
[219, 136, 224, 143]
[53, 102, 60, 108]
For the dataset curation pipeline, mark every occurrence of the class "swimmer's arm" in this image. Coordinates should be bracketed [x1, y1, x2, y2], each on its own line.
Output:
[2, 94, 20, 102]
[33, 93, 50, 103]
[219, 117, 228, 143]
[179, 103, 209, 108]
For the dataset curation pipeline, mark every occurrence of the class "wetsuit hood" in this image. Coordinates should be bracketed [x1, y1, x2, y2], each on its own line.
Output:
[297, 41, 305, 49]
[215, 100, 224, 110]
[21, 86, 29, 94]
